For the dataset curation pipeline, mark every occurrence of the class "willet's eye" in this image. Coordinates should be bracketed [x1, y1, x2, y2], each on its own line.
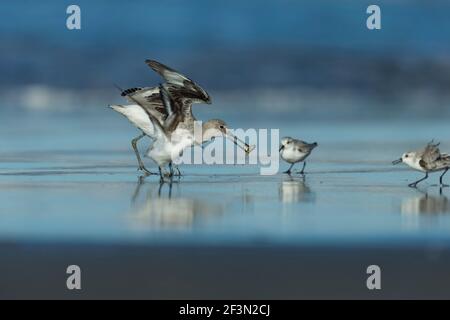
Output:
[405, 155, 408, 158]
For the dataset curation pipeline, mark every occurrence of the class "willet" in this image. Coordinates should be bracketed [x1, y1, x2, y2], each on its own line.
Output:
[110, 60, 253, 178]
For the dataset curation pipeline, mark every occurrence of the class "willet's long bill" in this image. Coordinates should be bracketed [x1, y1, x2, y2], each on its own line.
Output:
[393, 141, 450, 188]
[279, 137, 318, 175]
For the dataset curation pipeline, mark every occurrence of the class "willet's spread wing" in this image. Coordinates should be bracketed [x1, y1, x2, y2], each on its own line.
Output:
[120, 86, 167, 123]
[119, 60, 211, 125]
[159, 84, 183, 133]
[141, 108, 167, 143]
[145, 60, 211, 120]
[117, 85, 169, 140]
[419, 141, 450, 171]
[109, 103, 167, 142]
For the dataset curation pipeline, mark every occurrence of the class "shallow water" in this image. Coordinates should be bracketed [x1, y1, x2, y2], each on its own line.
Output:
[2, 111, 450, 247]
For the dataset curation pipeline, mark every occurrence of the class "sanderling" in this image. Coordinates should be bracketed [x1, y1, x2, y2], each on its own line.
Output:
[110, 59, 253, 178]
[392, 141, 450, 188]
[279, 137, 318, 175]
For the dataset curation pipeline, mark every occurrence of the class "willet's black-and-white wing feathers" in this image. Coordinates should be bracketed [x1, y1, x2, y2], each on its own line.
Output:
[159, 84, 183, 134]
[120, 60, 211, 123]
[118, 59, 211, 140]
[145, 60, 211, 118]
[120, 86, 168, 121]
[116, 85, 168, 142]
[145, 60, 191, 87]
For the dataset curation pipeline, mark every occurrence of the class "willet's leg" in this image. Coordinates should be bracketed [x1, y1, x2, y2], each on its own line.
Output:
[158, 179, 164, 197]
[131, 133, 155, 175]
[299, 162, 307, 175]
[168, 179, 173, 198]
[131, 175, 146, 203]
[173, 165, 182, 181]
[408, 172, 428, 188]
[168, 162, 174, 177]
[158, 167, 165, 183]
[439, 167, 449, 187]
[174, 165, 182, 176]
[157, 177, 173, 198]
[158, 166, 175, 183]
[283, 163, 295, 175]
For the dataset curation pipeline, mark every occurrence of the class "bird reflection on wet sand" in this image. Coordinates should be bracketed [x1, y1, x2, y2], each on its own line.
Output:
[401, 187, 450, 216]
[129, 176, 223, 230]
[279, 176, 315, 204]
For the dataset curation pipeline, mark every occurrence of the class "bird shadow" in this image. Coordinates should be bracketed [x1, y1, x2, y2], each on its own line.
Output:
[128, 175, 224, 231]
[132, 174, 180, 203]
[279, 175, 315, 204]
[401, 186, 450, 215]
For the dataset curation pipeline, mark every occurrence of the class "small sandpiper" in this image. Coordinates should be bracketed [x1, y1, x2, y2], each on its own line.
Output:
[279, 137, 318, 175]
[392, 141, 450, 188]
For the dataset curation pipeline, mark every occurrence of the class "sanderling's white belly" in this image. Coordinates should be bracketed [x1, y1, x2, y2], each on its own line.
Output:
[281, 148, 308, 163]
[404, 160, 426, 172]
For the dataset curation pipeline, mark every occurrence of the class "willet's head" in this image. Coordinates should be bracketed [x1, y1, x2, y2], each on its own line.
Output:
[202, 119, 254, 154]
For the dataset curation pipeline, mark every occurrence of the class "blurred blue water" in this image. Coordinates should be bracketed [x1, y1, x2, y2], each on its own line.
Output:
[1, 0, 450, 95]
[3, 0, 450, 53]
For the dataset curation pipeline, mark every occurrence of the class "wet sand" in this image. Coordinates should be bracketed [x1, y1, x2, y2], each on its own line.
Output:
[1, 112, 450, 298]
[2, 162, 450, 298]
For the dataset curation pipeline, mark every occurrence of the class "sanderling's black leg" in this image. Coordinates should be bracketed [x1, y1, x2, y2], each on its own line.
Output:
[283, 163, 294, 175]
[299, 162, 306, 175]
[408, 172, 428, 188]
[439, 167, 449, 187]
[131, 132, 155, 175]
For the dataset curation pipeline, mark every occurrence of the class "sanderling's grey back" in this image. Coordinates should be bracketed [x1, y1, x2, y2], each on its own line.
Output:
[279, 137, 318, 175]
[392, 140, 450, 187]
